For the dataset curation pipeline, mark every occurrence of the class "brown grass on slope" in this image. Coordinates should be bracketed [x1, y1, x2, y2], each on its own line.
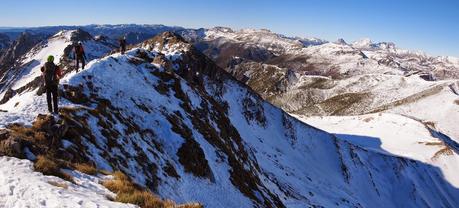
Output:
[103, 171, 202, 208]
[34, 155, 73, 182]
[74, 163, 98, 175]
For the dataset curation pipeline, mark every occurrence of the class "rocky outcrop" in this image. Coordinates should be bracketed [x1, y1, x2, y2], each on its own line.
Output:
[0, 115, 69, 159]
[0, 32, 46, 69]
[0, 33, 10, 54]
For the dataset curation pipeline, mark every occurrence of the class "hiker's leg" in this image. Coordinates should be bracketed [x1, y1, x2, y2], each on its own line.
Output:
[82, 57, 85, 69]
[46, 87, 52, 113]
[52, 85, 58, 113]
[76, 58, 80, 69]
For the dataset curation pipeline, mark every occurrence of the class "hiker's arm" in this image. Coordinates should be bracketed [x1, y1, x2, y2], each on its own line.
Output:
[56, 67, 62, 79]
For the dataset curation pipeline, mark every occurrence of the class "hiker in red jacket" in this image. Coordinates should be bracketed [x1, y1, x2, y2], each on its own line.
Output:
[74, 41, 87, 71]
[41, 55, 62, 114]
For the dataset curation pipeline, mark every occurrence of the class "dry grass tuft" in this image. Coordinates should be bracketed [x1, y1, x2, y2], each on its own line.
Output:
[117, 191, 164, 208]
[34, 155, 73, 182]
[31, 114, 55, 130]
[433, 147, 454, 159]
[103, 171, 202, 208]
[74, 163, 98, 175]
[34, 155, 60, 175]
[103, 171, 137, 194]
[6, 117, 51, 148]
[8, 124, 34, 139]
[418, 141, 443, 146]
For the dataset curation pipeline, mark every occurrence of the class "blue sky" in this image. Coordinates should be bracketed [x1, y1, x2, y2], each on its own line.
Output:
[1, 0, 458, 56]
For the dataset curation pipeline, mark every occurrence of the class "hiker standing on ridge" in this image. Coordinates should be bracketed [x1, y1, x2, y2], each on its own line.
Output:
[119, 37, 127, 54]
[74, 41, 87, 71]
[41, 55, 62, 115]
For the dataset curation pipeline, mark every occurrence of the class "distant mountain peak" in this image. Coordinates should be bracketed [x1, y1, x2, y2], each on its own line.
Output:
[335, 38, 348, 45]
[374, 41, 397, 50]
[352, 38, 373, 48]
[212, 26, 234, 33]
[53, 29, 93, 43]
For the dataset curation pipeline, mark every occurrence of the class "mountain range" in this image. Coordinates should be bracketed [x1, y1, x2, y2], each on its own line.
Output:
[0, 24, 458, 208]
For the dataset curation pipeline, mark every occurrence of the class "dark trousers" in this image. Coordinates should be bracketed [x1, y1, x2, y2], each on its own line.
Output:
[76, 56, 85, 70]
[46, 84, 59, 113]
[121, 46, 126, 54]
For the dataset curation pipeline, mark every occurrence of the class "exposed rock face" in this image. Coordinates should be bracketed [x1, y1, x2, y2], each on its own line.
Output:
[0, 32, 46, 69]
[69, 28, 93, 42]
[62, 29, 98, 59]
[0, 129, 24, 158]
[0, 115, 68, 158]
[0, 33, 10, 55]
[0, 32, 48, 100]
[334, 38, 347, 45]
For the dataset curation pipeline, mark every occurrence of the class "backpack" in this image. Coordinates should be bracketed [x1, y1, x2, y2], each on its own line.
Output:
[43, 62, 57, 85]
[75, 45, 84, 56]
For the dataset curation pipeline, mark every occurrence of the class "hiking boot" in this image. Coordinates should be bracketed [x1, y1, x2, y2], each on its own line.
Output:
[52, 112, 59, 119]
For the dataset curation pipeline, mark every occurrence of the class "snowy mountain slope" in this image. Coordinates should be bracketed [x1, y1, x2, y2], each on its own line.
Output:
[202, 27, 327, 55]
[7, 31, 72, 91]
[294, 113, 459, 187]
[13, 29, 111, 89]
[0, 31, 459, 207]
[224, 58, 459, 143]
[0, 156, 135, 208]
[179, 27, 327, 70]
[0, 29, 113, 109]
[266, 74, 459, 140]
[386, 83, 459, 143]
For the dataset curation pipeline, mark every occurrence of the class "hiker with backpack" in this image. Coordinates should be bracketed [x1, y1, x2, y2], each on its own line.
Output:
[74, 41, 87, 71]
[119, 37, 127, 54]
[40, 55, 62, 114]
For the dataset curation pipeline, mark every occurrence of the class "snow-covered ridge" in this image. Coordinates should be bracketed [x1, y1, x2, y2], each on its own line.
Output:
[0, 157, 135, 208]
[202, 27, 327, 55]
[0, 29, 113, 125]
[294, 113, 459, 187]
[11, 30, 73, 90]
